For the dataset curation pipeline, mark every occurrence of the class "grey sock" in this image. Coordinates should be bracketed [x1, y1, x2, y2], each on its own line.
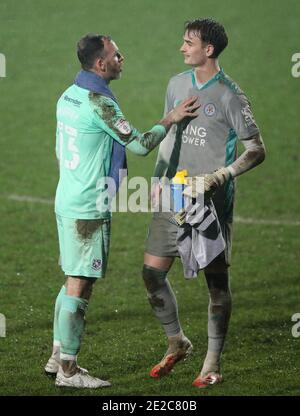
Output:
[143, 265, 181, 336]
[207, 287, 232, 354]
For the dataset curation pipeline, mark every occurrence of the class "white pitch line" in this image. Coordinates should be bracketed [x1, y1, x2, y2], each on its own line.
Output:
[7, 194, 54, 205]
[4, 194, 300, 226]
[234, 216, 300, 227]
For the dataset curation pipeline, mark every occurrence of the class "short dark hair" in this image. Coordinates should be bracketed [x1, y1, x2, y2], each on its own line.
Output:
[77, 33, 111, 70]
[184, 18, 228, 58]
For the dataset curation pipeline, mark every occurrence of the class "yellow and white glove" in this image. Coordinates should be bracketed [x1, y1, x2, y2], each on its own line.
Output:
[183, 167, 231, 199]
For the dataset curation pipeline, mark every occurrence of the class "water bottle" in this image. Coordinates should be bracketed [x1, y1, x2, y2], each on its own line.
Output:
[171, 170, 188, 212]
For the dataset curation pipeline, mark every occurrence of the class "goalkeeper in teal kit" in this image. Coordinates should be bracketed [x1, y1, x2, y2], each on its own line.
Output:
[143, 19, 266, 388]
[44, 33, 199, 389]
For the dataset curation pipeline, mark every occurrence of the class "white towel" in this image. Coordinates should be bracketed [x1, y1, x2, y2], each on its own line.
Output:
[176, 199, 226, 279]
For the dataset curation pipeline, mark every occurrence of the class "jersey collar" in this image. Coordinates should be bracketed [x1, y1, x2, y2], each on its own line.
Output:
[191, 68, 224, 91]
[74, 69, 118, 103]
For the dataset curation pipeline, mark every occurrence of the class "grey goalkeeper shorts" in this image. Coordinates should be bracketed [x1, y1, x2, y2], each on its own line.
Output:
[145, 211, 233, 266]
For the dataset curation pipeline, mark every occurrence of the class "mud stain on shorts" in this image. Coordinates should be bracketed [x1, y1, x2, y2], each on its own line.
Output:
[76, 219, 104, 240]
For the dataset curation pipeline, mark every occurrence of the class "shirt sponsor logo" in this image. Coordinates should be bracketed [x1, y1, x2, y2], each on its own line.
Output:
[114, 118, 132, 135]
[204, 103, 216, 117]
[92, 259, 102, 270]
[64, 95, 82, 107]
[182, 124, 207, 146]
[241, 104, 256, 127]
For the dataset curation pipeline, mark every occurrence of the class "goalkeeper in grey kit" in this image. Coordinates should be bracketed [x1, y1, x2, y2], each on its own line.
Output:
[142, 18, 266, 387]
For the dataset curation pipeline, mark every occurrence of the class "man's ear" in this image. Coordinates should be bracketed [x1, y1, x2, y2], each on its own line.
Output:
[206, 44, 215, 58]
[95, 57, 106, 72]
[100, 58, 106, 72]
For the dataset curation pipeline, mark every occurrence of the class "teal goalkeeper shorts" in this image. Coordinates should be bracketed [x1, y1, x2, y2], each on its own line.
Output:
[56, 214, 111, 278]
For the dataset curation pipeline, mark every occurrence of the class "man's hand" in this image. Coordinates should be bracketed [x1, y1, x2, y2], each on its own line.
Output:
[168, 96, 200, 123]
[183, 167, 231, 199]
[159, 97, 200, 131]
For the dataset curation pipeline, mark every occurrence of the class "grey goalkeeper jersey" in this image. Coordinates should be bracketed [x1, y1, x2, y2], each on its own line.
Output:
[154, 68, 260, 222]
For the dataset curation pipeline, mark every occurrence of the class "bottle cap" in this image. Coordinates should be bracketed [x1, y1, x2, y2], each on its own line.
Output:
[172, 170, 188, 185]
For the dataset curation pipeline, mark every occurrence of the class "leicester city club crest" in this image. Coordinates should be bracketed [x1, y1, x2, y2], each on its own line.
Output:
[204, 103, 216, 117]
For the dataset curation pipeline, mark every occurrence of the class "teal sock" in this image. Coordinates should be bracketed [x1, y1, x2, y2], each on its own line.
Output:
[58, 295, 88, 357]
[53, 285, 66, 345]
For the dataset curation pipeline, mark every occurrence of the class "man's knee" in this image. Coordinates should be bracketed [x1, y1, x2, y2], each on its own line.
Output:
[204, 269, 231, 311]
[142, 265, 179, 320]
[204, 268, 230, 293]
[65, 276, 96, 299]
[142, 265, 168, 294]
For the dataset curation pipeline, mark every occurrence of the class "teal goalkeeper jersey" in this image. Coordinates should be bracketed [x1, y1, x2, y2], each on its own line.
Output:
[55, 84, 166, 219]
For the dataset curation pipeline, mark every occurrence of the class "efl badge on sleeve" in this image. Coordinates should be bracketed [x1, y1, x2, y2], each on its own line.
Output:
[114, 118, 132, 135]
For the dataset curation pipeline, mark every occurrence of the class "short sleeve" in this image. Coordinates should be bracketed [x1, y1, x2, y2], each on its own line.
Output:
[164, 80, 175, 116]
[91, 94, 135, 146]
[90, 93, 166, 156]
[225, 93, 260, 139]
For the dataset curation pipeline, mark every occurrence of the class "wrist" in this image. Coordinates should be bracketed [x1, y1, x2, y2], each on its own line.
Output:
[159, 113, 175, 132]
[226, 165, 235, 178]
[213, 167, 232, 186]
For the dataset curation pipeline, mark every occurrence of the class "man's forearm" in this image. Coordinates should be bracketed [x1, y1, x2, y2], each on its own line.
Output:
[227, 133, 266, 178]
[126, 124, 167, 156]
[130, 110, 181, 156]
[183, 133, 266, 199]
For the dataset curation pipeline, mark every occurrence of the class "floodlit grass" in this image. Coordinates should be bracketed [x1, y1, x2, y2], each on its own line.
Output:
[0, 0, 300, 396]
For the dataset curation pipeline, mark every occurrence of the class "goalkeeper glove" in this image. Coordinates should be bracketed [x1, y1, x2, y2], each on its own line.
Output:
[183, 167, 231, 199]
